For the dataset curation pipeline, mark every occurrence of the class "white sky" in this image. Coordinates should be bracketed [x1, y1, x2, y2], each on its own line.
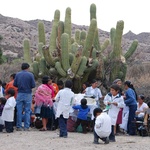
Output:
[1, 0, 150, 34]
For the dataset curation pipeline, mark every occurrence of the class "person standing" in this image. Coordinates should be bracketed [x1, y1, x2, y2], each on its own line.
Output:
[85, 79, 102, 107]
[55, 80, 74, 138]
[14, 63, 35, 131]
[1, 89, 16, 133]
[124, 81, 137, 135]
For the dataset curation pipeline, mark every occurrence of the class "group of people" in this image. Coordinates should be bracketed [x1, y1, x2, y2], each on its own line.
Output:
[0, 62, 150, 145]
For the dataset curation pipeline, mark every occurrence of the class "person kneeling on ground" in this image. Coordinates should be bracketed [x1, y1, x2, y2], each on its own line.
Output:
[72, 98, 90, 133]
[93, 108, 111, 144]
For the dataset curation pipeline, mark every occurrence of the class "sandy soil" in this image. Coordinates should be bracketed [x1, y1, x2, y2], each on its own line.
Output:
[0, 128, 149, 150]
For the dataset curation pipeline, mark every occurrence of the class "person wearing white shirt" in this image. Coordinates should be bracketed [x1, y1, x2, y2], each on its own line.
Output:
[104, 84, 124, 142]
[55, 80, 74, 138]
[2, 89, 16, 133]
[136, 94, 148, 121]
[93, 108, 111, 144]
[85, 79, 102, 107]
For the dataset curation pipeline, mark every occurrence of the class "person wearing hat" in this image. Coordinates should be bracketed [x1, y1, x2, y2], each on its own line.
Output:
[14, 63, 36, 131]
[85, 79, 102, 107]
[34, 76, 54, 131]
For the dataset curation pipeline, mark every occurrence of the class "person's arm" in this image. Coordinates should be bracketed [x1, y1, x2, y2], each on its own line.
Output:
[113, 96, 125, 108]
[95, 117, 103, 128]
[55, 91, 60, 102]
[72, 105, 80, 110]
[124, 90, 135, 106]
[103, 94, 110, 105]
[31, 74, 36, 88]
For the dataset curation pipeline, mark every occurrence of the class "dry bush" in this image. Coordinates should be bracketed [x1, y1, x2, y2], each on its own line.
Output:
[126, 62, 150, 99]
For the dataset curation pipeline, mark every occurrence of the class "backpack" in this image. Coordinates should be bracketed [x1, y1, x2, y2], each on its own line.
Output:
[138, 125, 148, 137]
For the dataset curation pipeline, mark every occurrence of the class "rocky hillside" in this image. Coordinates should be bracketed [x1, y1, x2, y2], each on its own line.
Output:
[0, 14, 150, 98]
[0, 14, 150, 63]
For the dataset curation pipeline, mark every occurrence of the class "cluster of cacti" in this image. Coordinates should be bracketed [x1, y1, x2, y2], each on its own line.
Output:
[23, 4, 138, 93]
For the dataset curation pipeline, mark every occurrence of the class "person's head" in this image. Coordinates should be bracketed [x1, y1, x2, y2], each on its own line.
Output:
[0, 80, 2, 86]
[147, 101, 150, 108]
[113, 79, 122, 87]
[0, 97, 6, 105]
[6, 89, 15, 99]
[65, 80, 73, 89]
[91, 79, 98, 89]
[93, 108, 102, 118]
[81, 98, 87, 106]
[21, 63, 30, 70]
[42, 76, 51, 84]
[138, 94, 145, 104]
[2, 82, 6, 89]
[82, 82, 89, 90]
[57, 80, 64, 90]
[10, 73, 16, 80]
[110, 84, 120, 96]
[124, 80, 133, 90]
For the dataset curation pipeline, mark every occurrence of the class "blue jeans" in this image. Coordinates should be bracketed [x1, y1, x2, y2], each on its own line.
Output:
[127, 104, 137, 135]
[58, 115, 68, 137]
[16, 93, 32, 129]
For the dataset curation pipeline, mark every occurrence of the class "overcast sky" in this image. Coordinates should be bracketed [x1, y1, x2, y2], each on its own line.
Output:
[1, 0, 150, 34]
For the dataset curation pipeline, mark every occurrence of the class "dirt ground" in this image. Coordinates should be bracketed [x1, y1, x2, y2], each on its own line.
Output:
[0, 128, 149, 150]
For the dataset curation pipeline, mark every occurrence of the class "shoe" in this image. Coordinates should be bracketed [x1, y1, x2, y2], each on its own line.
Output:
[39, 128, 47, 131]
[93, 141, 99, 144]
[109, 139, 116, 142]
[16, 128, 23, 131]
[104, 137, 109, 144]
[63, 136, 68, 138]
[24, 128, 30, 131]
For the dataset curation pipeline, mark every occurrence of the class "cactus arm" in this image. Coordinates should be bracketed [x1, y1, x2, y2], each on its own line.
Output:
[124, 40, 138, 60]
[55, 62, 67, 77]
[38, 21, 46, 45]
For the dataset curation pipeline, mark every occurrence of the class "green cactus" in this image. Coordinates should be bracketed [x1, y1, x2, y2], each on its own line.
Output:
[55, 61, 67, 77]
[23, 38, 32, 64]
[61, 33, 70, 71]
[64, 7, 72, 52]
[90, 3, 96, 20]
[82, 19, 97, 57]
[38, 21, 46, 45]
[79, 30, 86, 47]
[49, 9, 60, 53]
[38, 42, 44, 56]
[110, 28, 116, 46]
[124, 40, 138, 60]
[75, 29, 80, 44]
[32, 61, 39, 79]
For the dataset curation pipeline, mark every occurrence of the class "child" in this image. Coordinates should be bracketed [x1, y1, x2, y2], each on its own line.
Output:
[104, 84, 124, 142]
[55, 80, 74, 138]
[72, 98, 90, 133]
[93, 108, 111, 144]
[0, 97, 6, 132]
[1, 89, 16, 133]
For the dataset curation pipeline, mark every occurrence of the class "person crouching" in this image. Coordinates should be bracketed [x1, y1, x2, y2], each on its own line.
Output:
[93, 108, 111, 144]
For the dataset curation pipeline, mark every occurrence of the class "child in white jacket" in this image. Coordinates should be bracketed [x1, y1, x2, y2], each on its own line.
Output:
[104, 84, 125, 142]
[2, 89, 16, 133]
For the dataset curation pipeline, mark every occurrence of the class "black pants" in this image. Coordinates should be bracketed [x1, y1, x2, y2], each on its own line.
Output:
[109, 125, 115, 141]
[0, 124, 4, 132]
[75, 118, 87, 133]
[93, 130, 107, 142]
[5, 121, 14, 133]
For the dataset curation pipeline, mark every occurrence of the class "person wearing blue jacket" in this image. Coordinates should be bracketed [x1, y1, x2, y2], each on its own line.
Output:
[124, 81, 137, 135]
[72, 98, 90, 133]
[14, 63, 35, 131]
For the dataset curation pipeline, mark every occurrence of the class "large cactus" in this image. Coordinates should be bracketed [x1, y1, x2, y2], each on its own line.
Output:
[22, 4, 138, 93]
[38, 22, 46, 45]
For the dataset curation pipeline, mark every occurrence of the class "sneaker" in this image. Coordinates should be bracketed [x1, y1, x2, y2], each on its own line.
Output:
[109, 139, 116, 142]
[93, 141, 99, 144]
[104, 137, 109, 144]
[24, 128, 30, 131]
[16, 128, 23, 131]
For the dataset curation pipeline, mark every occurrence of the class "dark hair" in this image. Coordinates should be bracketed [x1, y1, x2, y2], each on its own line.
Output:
[21, 63, 30, 70]
[7, 89, 15, 96]
[57, 80, 64, 86]
[110, 84, 120, 91]
[0, 97, 6, 105]
[10, 73, 16, 79]
[147, 101, 150, 108]
[93, 108, 102, 118]
[65, 80, 73, 88]
[91, 79, 97, 84]
[81, 98, 87, 106]
[0, 80, 2, 85]
[2, 82, 6, 88]
[124, 80, 138, 100]
[138, 94, 145, 100]
[42, 76, 50, 84]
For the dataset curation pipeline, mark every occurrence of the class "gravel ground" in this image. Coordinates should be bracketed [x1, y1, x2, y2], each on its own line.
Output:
[0, 128, 149, 150]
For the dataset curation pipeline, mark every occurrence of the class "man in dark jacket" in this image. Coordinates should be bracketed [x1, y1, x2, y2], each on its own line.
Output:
[14, 63, 35, 131]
